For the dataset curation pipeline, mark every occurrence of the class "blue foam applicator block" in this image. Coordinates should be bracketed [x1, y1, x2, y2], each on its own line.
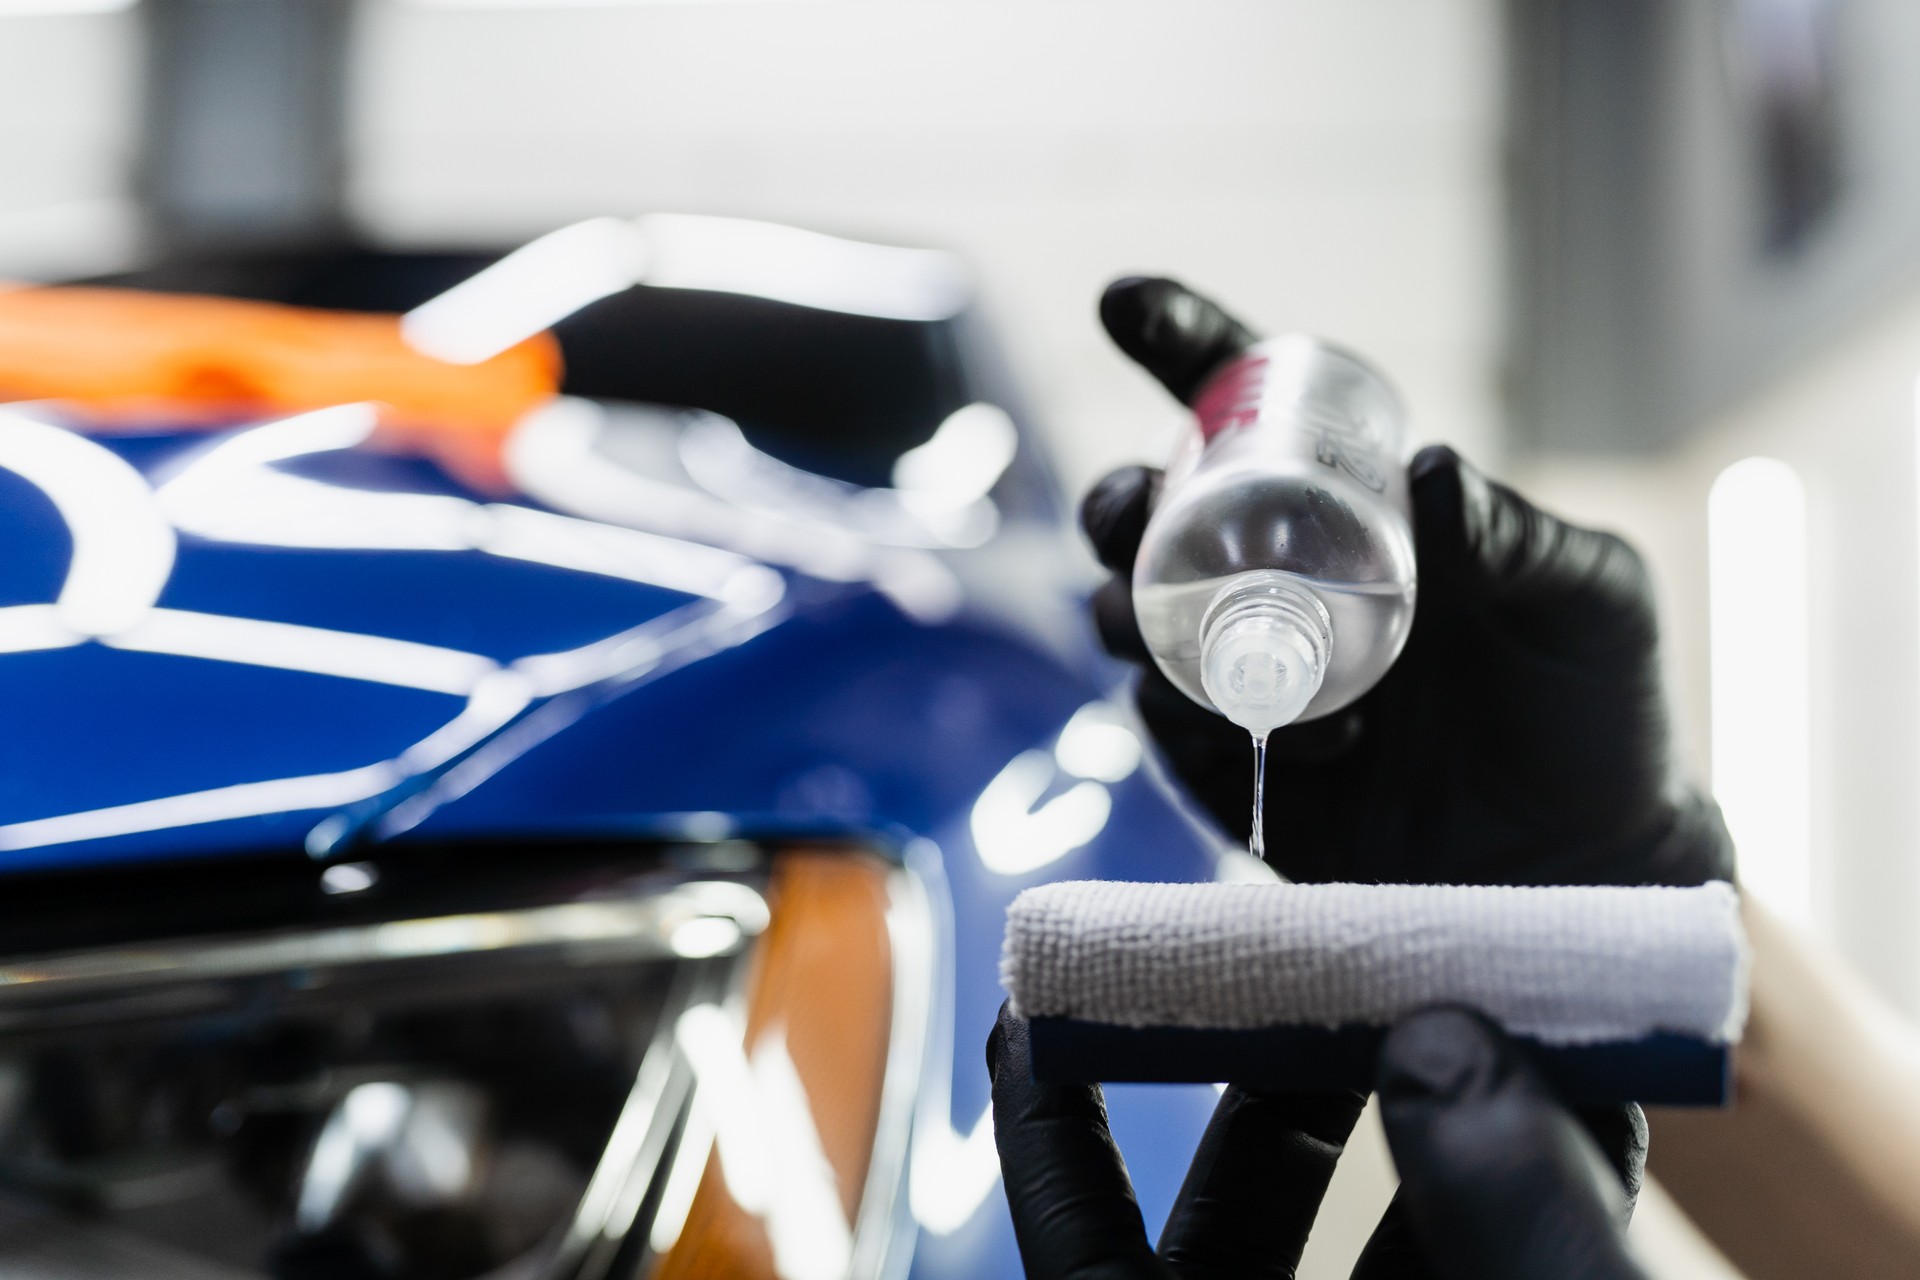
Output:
[1028, 1017, 1732, 1107]
[1004, 880, 1750, 1108]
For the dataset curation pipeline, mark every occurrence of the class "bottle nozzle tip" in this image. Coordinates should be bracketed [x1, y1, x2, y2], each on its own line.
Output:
[1199, 573, 1332, 735]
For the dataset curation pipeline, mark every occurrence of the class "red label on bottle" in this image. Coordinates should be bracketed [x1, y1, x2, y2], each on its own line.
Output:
[1191, 351, 1271, 443]
[1190, 346, 1391, 493]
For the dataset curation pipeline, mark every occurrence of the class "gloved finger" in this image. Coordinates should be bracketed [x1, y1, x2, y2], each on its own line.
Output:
[1370, 1007, 1653, 1280]
[1094, 576, 1151, 663]
[988, 1002, 1163, 1280]
[1100, 278, 1261, 406]
[1082, 465, 1161, 575]
[1155, 1085, 1367, 1280]
[1344, 1192, 1435, 1280]
[1631, 789, 1738, 887]
[1269, 708, 1367, 764]
[1344, 1102, 1647, 1280]
[1407, 445, 1656, 658]
[1573, 1102, 1649, 1217]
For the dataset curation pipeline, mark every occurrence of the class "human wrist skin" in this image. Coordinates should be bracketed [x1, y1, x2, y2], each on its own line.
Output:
[1647, 896, 1920, 1279]
[1738, 898, 1920, 1233]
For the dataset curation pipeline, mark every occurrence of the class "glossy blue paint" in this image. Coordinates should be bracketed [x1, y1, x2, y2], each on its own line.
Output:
[0, 408, 1230, 1276]
[0, 645, 456, 832]
[0, 468, 70, 606]
[161, 541, 691, 663]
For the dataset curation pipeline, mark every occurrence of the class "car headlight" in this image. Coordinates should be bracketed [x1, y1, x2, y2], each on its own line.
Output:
[0, 840, 930, 1280]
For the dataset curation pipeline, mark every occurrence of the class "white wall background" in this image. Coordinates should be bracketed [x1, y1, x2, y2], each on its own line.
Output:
[347, 0, 1507, 491]
[0, 8, 141, 277]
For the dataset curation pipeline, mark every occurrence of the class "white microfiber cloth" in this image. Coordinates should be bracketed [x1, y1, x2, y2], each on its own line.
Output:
[1002, 879, 1748, 1047]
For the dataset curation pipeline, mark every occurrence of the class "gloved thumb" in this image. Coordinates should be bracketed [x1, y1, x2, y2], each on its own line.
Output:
[1374, 1007, 1652, 1280]
[987, 1003, 1161, 1280]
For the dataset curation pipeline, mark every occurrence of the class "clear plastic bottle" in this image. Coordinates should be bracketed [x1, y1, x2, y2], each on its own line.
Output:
[1133, 335, 1417, 737]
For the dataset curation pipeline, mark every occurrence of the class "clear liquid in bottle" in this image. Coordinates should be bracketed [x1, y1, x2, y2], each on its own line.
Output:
[1132, 336, 1418, 745]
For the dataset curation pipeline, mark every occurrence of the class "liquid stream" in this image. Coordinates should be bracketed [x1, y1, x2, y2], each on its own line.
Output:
[1251, 731, 1268, 861]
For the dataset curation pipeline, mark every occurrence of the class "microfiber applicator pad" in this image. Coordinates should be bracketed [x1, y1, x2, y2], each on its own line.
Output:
[1001, 880, 1749, 1106]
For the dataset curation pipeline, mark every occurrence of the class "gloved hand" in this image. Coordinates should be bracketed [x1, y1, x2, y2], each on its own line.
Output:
[988, 1000, 1652, 1280]
[1085, 277, 1732, 887]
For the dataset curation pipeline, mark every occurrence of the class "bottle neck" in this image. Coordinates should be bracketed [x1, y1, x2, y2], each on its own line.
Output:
[1198, 571, 1332, 735]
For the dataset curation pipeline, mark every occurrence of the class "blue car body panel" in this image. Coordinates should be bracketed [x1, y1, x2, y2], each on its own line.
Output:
[0, 409, 1227, 1274]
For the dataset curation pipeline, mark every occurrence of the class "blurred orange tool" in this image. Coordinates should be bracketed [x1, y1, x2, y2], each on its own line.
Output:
[0, 284, 562, 488]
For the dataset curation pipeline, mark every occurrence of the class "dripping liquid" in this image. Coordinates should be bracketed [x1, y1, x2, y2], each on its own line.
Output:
[1250, 731, 1269, 861]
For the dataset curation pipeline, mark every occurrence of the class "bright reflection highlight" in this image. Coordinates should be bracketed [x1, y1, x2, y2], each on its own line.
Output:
[298, 1082, 410, 1230]
[402, 214, 967, 369]
[0, 408, 174, 635]
[503, 578, 781, 699]
[893, 402, 1018, 519]
[174, 401, 377, 469]
[397, 671, 535, 771]
[673, 1004, 772, 1212]
[568, 1040, 679, 1255]
[159, 406, 472, 552]
[679, 404, 1013, 549]
[640, 212, 968, 322]
[751, 1026, 855, 1280]
[161, 406, 771, 603]
[479, 502, 762, 599]
[507, 398, 961, 621]
[902, 839, 998, 1236]
[384, 1085, 484, 1204]
[1053, 702, 1144, 783]
[320, 862, 378, 895]
[909, 1103, 998, 1235]
[106, 609, 497, 695]
[649, 1088, 716, 1254]
[972, 702, 1142, 876]
[404, 218, 646, 365]
[671, 1007, 855, 1280]
[971, 752, 1110, 876]
[1215, 848, 1281, 884]
[1709, 456, 1813, 926]
[668, 915, 744, 959]
[295, 1082, 484, 1230]
[0, 604, 79, 654]
[0, 763, 399, 853]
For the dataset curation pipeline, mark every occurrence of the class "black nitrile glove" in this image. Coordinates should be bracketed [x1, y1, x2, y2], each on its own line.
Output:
[988, 1001, 1652, 1280]
[1086, 277, 1733, 887]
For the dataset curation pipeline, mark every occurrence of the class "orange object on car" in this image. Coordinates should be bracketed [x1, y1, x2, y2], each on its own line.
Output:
[0, 284, 562, 487]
